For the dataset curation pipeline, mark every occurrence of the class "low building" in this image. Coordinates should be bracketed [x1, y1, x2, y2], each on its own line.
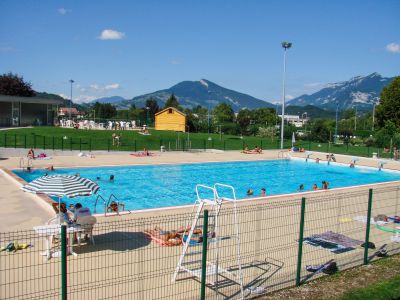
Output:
[58, 107, 84, 119]
[0, 94, 64, 127]
[278, 114, 309, 128]
[155, 107, 186, 132]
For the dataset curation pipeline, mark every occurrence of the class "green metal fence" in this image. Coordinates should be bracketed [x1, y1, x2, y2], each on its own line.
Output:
[0, 132, 396, 159]
[1, 185, 400, 299]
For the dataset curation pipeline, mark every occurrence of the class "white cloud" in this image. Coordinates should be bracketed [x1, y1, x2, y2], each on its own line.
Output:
[89, 83, 120, 91]
[386, 42, 400, 53]
[170, 60, 180, 65]
[105, 83, 120, 90]
[58, 8, 71, 15]
[98, 29, 125, 40]
[285, 95, 294, 100]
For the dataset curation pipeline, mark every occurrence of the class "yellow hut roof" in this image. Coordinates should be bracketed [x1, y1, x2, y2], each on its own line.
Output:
[155, 107, 186, 117]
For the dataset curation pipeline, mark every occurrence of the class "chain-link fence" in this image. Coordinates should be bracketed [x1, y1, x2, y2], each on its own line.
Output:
[1, 184, 400, 299]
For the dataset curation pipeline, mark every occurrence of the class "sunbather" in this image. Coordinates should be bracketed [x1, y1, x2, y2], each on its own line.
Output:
[144, 227, 181, 244]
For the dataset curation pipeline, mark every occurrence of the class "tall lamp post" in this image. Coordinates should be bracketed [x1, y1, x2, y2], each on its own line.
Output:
[334, 102, 339, 144]
[280, 41, 292, 149]
[69, 79, 74, 122]
[302, 112, 308, 133]
[372, 104, 375, 131]
[145, 106, 150, 126]
[354, 106, 357, 131]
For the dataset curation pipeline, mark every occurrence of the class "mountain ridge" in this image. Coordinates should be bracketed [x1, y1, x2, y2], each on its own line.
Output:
[289, 72, 395, 111]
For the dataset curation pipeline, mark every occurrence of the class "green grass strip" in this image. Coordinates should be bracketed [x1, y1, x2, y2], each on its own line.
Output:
[335, 273, 400, 300]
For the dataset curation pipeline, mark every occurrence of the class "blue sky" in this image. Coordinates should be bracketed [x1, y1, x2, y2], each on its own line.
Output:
[1, 0, 399, 103]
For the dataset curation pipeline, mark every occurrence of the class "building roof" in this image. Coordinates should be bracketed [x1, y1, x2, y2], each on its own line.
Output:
[154, 107, 186, 117]
[0, 94, 64, 105]
[59, 107, 82, 115]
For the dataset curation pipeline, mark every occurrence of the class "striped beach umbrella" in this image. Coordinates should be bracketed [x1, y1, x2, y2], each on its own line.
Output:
[22, 175, 100, 199]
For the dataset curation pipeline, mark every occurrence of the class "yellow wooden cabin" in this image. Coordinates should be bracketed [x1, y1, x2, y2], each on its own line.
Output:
[154, 107, 187, 132]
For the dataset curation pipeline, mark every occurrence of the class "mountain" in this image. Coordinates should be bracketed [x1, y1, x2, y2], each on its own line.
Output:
[285, 105, 336, 119]
[117, 79, 274, 111]
[289, 73, 395, 111]
[91, 96, 127, 104]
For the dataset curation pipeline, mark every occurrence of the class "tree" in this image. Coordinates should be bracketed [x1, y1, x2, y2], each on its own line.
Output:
[376, 76, 400, 128]
[93, 102, 117, 119]
[0, 72, 35, 97]
[213, 103, 235, 123]
[236, 109, 253, 134]
[253, 108, 277, 126]
[145, 98, 160, 122]
[164, 94, 180, 109]
[310, 119, 331, 142]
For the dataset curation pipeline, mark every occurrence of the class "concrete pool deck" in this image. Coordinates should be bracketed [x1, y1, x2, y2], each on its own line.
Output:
[2, 148, 400, 299]
[1, 149, 400, 232]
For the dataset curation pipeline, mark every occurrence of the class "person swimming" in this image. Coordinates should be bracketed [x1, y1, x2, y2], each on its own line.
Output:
[298, 184, 304, 192]
[260, 188, 266, 197]
[109, 175, 115, 181]
[246, 188, 254, 196]
[312, 184, 318, 191]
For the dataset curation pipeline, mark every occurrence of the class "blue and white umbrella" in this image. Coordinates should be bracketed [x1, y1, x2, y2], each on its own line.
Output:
[22, 175, 100, 201]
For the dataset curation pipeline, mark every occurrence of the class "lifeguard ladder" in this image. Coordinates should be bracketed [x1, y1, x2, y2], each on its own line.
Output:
[172, 183, 244, 299]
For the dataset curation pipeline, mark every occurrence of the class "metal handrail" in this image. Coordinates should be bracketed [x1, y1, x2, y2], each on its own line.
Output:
[94, 194, 107, 214]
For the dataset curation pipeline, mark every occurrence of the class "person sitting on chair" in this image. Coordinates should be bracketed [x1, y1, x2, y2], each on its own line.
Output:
[73, 203, 92, 222]
[52, 202, 72, 224]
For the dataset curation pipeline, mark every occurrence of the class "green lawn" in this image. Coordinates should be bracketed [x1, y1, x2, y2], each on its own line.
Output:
[0, 126, 393, 159]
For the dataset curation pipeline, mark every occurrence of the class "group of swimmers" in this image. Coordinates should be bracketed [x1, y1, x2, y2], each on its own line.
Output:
[246, 187, 266, 197]
[298, 181, 329, 192]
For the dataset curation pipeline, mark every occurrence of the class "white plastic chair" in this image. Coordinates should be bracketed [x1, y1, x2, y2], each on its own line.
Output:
[76, 216, 97, 246]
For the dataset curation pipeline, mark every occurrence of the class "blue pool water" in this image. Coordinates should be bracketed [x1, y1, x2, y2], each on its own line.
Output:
[14, 159, 400, 212]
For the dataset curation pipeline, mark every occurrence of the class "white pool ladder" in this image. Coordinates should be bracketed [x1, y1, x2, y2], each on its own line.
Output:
[172, 183, 244, 299]
[19, 157, 33, 170]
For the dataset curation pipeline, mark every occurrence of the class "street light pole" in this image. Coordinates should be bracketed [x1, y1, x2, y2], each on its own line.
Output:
[354, 106, 357, 131]
[145, 107, 150, 126]
[69, 79, 74, 123]
[280, 41, 292, 149]
[372, 104, 375, 131]
[334, 102, 339, 144]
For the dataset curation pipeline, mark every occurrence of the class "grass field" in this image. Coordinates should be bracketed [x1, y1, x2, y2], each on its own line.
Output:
[0, 126, 393, 158]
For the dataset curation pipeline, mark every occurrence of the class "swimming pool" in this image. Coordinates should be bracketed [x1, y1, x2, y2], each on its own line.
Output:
[14, 159, 400, 212]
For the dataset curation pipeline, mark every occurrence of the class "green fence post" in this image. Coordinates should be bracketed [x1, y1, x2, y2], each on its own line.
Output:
[43, 136, 46, 150]
[203, 139, 206, 151]
[89, 138, 92, 152]
[200, 209, 209, 300]
[134, 140, 137, 152]
[261, 140, 263, 149]
[79, 138, 82, 152]
[4, 133, 6, 148]
[223, 140, 226, 151]
[34, 134, 36, 149]
[364, 189, 373, 265]
[308, 140, 311, 151]
[52, 136, 55, 150]
[61, 137, 64, 151]
[70, 138, 72, 151]
[367, 146, 370, 157]
[242, 140, 245, 150]
[24, 135, 27, 149]
[107, 139, 110, 152]
[61, 224, 67, 300]
[296, 197, 306, 286]
[14, 134, 17, 148]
